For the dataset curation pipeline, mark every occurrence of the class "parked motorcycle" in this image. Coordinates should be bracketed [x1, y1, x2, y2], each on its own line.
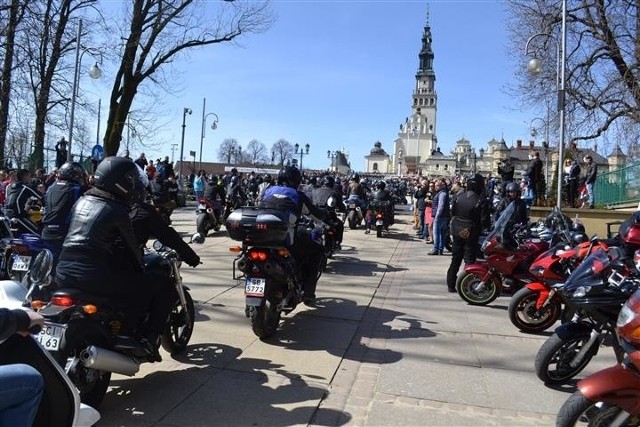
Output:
[556, 283, 640, 426]
[534, 247, 638, 385]
[195, 198, 222, 237]
[345, 196, 365, 229]
[226, 206, 304, 339]
[37, 241, 195, 408]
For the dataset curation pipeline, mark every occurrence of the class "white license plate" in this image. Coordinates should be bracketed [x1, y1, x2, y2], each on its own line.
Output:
[376, 220, 384, 226]
[245, 277, 266, 297]
[197, 204, 206, 210]
[33, 323, 65, 351]
[12, 255, 31, 272]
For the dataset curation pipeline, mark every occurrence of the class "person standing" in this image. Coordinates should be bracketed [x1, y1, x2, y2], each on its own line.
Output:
[525, 152, 543, 205]
[413, 180, 428, 239]
[497, 158, 514, 184]
[446, 174, 488, 292]
[428, 178, 450, 256]
[584, 155, 597, 208]
[567, 159, 581, 208]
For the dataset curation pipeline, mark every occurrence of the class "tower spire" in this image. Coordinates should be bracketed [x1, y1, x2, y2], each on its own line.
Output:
[425, 2, 430, 26]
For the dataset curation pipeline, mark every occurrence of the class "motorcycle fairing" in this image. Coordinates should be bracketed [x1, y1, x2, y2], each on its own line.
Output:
[578, 363, 640, 414]
[555, 321, 593, 340]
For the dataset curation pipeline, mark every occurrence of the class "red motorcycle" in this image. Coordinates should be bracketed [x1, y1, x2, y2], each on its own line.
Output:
[556, 274, 640, 426]
[456, 202, 553, 305]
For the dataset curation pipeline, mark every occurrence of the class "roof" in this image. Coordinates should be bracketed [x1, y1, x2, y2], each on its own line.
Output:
[609, 145, 626, 158]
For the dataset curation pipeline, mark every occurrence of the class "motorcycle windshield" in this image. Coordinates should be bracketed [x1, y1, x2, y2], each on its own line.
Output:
[485, 201, 516, 245]
[563, 248, 610, 292]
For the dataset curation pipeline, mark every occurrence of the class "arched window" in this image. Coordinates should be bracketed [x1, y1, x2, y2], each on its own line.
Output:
[436, 164, 439, 169]
[373, 162, 378, 171]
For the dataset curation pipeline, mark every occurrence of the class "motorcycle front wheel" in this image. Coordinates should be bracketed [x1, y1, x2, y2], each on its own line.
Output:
[456, 272, 500, 306]
[508, 287, 561, 333]
[249, 300, 281, 339]
[556, 390, 636, 427]
[57, 330, 112, 408]
[535, 332, 595, 385]
[161, 291, 196, 355]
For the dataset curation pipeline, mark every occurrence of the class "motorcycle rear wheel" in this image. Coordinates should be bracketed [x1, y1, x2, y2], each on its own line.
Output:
[161, 291, 196, 355]
[249, 300, 281, 339]
[196, 213, 210, 237]
[376, 225, 382, 238]
[456, 272, 500, 306]
[57, 330, 112, 408]
[347, 211, 357, 230]
[535, 333, 594, 385]
[508, 287, 561, 333]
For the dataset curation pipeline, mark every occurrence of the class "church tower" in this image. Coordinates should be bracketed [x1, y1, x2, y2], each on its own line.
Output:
[395, 8, 438, 175]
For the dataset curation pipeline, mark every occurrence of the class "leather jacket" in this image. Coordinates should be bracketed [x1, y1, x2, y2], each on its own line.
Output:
[41, 181, 84, 240]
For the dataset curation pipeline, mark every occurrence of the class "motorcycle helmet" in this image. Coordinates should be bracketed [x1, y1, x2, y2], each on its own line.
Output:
[94, 156, 141, 203]
[277, 166, 302, 189]
[505, 182, 519, 198]
[191, 232, 205, 244]
[465, 173, 485, 194]
[376, 181, 386, 191]
[322, 175, 335, 188]
[58, 162, 88, 186]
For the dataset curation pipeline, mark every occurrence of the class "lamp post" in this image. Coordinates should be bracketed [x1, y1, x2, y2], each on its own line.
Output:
[68, 19, 102, 161]
[179, 107, 192, 189]
[294, 143, 310, 171]
[199, 97, 219, 172]
[232, 145, 242, 165]
[327, 150, 338, 171]
[524, 0, 567, 208]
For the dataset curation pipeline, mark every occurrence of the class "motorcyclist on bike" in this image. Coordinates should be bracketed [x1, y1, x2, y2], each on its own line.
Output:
[365, 181, 394, 234]
[203, 176, 226, 224]
[41, 162, 88, 259]
[347, 173, 367, 212]
[260, 166, 327, 305]
[4, 169, 43, 236]
[54, 156, 167, 362]
[312, 175, 345, 248]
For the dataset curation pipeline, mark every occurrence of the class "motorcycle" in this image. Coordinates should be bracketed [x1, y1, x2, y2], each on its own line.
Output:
[556, 282, 640, 426]
[368, 200, 392, 238]
[534, 247, 638, 385]
[345, 195, 365, 229]
[195, 198, 222, 237]
[455, 202, 553, 305]
[37, 241, 195, 408]
[226, 206, 304, 339]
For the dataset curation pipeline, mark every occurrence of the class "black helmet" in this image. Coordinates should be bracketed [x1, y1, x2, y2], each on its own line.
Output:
[94, 156, 141, 202]
[465, 173, 484, 194]
[322, 175, 335, 188]
[277, 166, 302, 189]
[58, 161, 87, 185]
[376, 181, 386, 191]
[505, 182, 519, 194]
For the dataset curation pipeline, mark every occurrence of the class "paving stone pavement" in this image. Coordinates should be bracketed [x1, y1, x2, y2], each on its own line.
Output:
[94, 202, 617, 426]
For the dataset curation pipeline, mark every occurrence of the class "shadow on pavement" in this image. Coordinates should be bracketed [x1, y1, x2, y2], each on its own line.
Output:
[101, 344, 351, 426]
[325, 257, 408, 276]
[268, 297, 436, 365]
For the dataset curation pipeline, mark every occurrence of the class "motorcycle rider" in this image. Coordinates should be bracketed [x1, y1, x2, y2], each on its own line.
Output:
[365, 181, 393, 234]
[54, 157, 166, 361]
[446, 174, 489, 293]
[41, 162, 88, 259]
[260, 166, 327, 305]
[4, 169, 43, 236]
[312, 175, 345, 247]
[494, 181, 528, 226]
[203, 175, 227, 224]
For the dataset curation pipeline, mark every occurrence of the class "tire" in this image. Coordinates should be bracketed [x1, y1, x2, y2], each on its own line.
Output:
[535, 332, 595, 385]
[161, 291, 196, 355]
[57, 330, 112, 408]
[196, 213, 210, 237]
[456, 272, 500, 306]
[249, 300, 281, 339]
[555, 390, 630, 427]
[508, 287, 562, 333]
[347, 211, 357, 229]
[376, 225, 382, 238]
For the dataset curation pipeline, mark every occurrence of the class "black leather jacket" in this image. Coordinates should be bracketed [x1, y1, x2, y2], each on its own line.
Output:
[55, 189, 142, 295]
[41, 180, 84, 240]
[312, 187, 345, 212]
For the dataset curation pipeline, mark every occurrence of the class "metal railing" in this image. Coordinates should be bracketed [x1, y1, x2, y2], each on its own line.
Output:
[594, 162, 640, 207]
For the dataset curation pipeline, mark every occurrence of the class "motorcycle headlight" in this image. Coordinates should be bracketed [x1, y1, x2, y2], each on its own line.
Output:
[618, 304, 636, 328]
[530, 266, 545, 277]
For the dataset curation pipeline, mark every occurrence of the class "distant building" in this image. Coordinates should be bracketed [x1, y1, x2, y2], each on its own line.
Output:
[364, 141, 392, 174]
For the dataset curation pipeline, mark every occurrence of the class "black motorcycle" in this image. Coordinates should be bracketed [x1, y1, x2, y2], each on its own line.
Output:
[195, 198, 222, 237]
[37, 241, 195, 408]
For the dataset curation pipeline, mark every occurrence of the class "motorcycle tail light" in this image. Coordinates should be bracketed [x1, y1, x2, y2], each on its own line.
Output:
[51, 295, 75, 307]
[248, 249, 268, 262]
[83, 305, 98, 314]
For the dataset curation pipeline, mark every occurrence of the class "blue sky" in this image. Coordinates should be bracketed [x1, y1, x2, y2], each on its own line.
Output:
[118, 0, 535, 170]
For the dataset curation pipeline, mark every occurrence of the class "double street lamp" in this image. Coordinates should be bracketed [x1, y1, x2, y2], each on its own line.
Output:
[68, 19, 102, 161]
[178, 107, 192, 189]
[199, 97, 219, 172]
[294, 143, 310, 171]
[524, 0, 567, 209]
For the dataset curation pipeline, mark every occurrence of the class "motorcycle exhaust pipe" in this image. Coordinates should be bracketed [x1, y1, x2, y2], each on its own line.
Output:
[237, 258, 248, 272]
[206, 208, 213, 214]
[80, 346, 140, 376]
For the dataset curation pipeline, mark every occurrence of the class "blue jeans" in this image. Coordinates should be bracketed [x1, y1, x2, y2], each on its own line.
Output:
[586, 183, 594, 206]
[433, 217, 449, 252]
[0, 364, 44, 427]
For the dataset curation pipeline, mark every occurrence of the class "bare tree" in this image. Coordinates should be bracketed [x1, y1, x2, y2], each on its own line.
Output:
[505, 0, 640, 154]
[218, 138, 239, 164]
[246, 138, 268, 165]
[102, 0, 273, 156]
[271, 138, 293, 168]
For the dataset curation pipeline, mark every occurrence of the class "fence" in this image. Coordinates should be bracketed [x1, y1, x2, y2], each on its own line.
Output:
[594, 162, 640, 207]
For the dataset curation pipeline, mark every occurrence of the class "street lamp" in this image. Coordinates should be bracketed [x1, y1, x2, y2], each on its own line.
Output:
[199, 97, 219, 172]
[68, 19, 102, 161]
[179, 107, 192, 189]
[524, 0, 567, 208]
[327, 150, 338, 171]
[294, 143, 310, 171]
[232, 145, 242, 164]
